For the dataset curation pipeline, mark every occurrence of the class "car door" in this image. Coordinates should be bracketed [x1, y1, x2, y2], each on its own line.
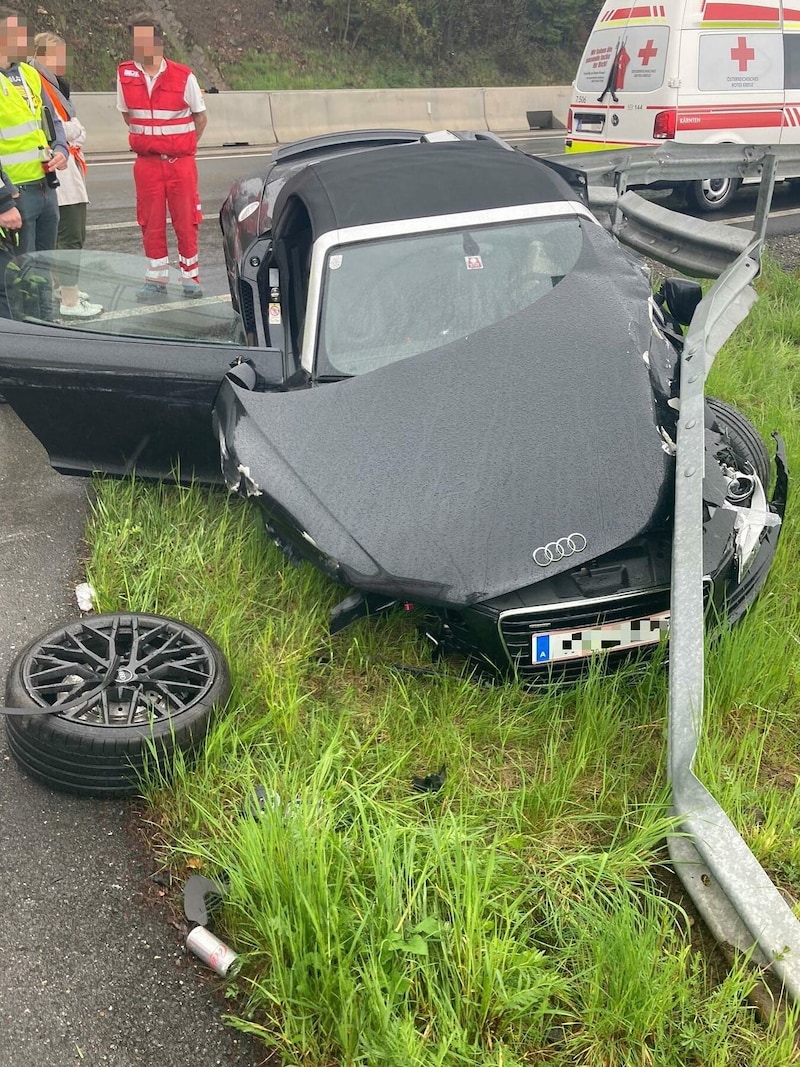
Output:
[0, 250, 261, 483]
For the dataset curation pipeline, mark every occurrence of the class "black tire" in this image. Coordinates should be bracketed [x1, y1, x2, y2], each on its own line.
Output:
[5, 613, 230, 797]
[686, 176, 741, 212]
[706, 396, 771, 489]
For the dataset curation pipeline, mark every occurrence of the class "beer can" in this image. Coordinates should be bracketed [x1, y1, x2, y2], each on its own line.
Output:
[186, 925, 239, 976]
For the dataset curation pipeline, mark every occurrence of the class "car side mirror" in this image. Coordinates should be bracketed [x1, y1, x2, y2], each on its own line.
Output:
[226, 348, 285, 391]
[660, 277, 703, 327]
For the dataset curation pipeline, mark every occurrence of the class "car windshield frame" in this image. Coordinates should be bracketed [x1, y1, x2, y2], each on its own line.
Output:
[301, 201, 596, 378]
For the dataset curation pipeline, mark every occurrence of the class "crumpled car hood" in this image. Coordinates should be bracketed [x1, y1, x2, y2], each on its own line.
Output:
[217, 224, 675, 607]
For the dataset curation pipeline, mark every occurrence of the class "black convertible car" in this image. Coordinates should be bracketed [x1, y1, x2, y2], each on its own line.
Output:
[0, 133, 786, 689]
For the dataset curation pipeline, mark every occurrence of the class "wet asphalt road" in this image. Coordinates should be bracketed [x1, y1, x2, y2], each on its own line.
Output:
[0, 416, 261, 1065]
[0, 147, 271, 1067]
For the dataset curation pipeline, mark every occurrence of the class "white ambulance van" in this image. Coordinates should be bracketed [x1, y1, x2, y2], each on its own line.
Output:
[567, 1, 800, 209]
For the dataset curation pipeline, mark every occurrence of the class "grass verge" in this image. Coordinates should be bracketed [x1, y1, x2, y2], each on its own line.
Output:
[86, 257, 800, 1065]
[223, 44, 578, 91]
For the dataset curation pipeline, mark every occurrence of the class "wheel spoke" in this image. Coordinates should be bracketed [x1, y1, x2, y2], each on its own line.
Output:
[135, 628, 185, 668]
[151, 680, 189, 713]
[29, 664, 97, 684]
[126, 684, 145, 725]
[48, 674, 102, 705]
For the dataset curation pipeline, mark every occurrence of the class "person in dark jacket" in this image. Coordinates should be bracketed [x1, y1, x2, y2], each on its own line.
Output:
[0, 156, 22, 321]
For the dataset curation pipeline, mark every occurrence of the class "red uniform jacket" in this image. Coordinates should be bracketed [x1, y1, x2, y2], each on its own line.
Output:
[118, 59, 197, 157]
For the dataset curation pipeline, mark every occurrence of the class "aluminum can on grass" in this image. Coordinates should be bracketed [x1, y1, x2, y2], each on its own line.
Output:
[186, 925, 239, 976]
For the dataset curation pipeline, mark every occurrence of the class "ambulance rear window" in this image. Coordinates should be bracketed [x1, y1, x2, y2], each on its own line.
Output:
[576, 26, 669, 94]
[786, 34, 800, 89]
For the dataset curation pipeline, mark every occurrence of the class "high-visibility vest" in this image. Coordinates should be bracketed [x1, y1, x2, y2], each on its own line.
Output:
[117, 59, 197, 158]
[0, 63, 50, 184]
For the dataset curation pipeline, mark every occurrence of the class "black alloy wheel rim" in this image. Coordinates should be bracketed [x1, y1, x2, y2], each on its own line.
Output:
[20, 616, 218, 727]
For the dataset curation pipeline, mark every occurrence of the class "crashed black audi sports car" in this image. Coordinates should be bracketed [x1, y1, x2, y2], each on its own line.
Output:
[0, 133, 787, 684]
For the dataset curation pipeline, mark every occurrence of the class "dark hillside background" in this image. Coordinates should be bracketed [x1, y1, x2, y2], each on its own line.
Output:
[19, 0, 598, 91]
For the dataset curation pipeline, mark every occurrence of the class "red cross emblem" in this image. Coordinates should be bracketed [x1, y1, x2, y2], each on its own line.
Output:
[638, 39, 658, 66]
[730, 36, 755, 72]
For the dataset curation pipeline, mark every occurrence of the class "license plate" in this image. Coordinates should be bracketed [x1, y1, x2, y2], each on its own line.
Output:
[532, 612, 670, 664]
[576, 118, 604, 133]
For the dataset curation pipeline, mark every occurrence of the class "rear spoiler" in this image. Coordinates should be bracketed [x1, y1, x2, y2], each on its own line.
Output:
[545, 141, 800, 1000]
[540, 142, 800, 278]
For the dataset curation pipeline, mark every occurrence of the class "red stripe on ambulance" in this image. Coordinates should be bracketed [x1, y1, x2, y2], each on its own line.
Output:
[602, 6, 661, 21]
[677, 110, 782, 130]
[701, 2, 780, 21]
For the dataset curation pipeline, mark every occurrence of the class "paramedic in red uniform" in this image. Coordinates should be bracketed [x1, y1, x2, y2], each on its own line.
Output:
[116, 12, 207, 301]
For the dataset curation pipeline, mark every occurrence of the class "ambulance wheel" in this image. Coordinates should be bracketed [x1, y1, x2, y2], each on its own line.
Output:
[687, 177, 741, 212]
[5, 613, 230, 797]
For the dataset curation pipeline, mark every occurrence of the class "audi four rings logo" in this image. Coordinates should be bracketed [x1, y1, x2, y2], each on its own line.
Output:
[532, 533, 588, 567]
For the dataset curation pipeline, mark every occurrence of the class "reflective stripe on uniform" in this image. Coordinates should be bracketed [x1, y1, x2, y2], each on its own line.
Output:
[128, 122, 196, 135]
[2, 147, 43, 164]
[127, 107, 192, 120]
[152, 108, 192, 119]
[0, 119, 40, 137]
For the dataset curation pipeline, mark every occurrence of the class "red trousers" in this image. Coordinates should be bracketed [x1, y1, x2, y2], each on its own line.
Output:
[133, 154, 202, 283]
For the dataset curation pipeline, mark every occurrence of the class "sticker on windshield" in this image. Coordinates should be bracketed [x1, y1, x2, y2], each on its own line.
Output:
[465, 255, 483, 270]
[329, 254, 343, 270]
[268, 302, 282, 325]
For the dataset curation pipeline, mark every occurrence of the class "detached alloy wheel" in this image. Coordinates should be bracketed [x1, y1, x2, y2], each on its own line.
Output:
[5, 613, 230, 797]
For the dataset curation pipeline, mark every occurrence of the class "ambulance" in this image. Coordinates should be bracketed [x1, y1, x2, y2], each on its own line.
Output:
[567, 1, 800, 209]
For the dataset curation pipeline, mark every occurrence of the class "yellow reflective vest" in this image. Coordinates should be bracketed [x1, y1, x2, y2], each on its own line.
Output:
[0, 63, 50, 185]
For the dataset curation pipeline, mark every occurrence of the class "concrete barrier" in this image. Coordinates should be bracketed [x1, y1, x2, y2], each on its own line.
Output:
[269, 87, 487, 143]
[75, 93, 130, 154]
[202, 92, 277, 145]
[73, 86, 572, 152]
[483, 86, 571, 132]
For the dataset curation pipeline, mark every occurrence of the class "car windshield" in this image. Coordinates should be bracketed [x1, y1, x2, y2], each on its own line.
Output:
[317, 216, 584, 377]
[4, 250, 241, 345]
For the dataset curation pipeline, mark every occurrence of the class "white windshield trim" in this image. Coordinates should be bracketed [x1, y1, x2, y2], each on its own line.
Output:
[300, 200, 597, 374]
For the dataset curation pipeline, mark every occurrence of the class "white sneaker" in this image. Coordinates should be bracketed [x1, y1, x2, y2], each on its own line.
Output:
[60, 298, 104, 319]
[58, 288, 90, 301]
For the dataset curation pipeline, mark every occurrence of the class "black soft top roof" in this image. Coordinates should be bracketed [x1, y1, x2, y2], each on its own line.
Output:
[272, 140, 577, 237]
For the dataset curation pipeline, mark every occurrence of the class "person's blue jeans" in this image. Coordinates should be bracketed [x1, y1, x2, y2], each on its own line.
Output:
[3, 180, 61, 320]
[16, 179, 59, 254]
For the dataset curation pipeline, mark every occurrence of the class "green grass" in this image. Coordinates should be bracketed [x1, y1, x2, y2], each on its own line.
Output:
[85, 257, 800, 1064]
[223, 44, 575, 91]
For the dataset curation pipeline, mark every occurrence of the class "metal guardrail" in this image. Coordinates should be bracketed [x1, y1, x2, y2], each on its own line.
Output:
[545, 143, 800, 998]
[543, 142, 797, 278]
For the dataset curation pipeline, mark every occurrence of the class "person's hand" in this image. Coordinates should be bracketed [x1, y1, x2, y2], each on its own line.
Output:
[0, 205, 22, 230]
[43, 151, 68, 172]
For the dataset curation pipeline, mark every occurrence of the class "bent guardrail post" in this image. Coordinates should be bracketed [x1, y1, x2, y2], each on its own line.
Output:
[752, 152, 778, 250]
[668, 230, 800, 998]
[661, 149, 800, 996]
[542, 141, 800, 997]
